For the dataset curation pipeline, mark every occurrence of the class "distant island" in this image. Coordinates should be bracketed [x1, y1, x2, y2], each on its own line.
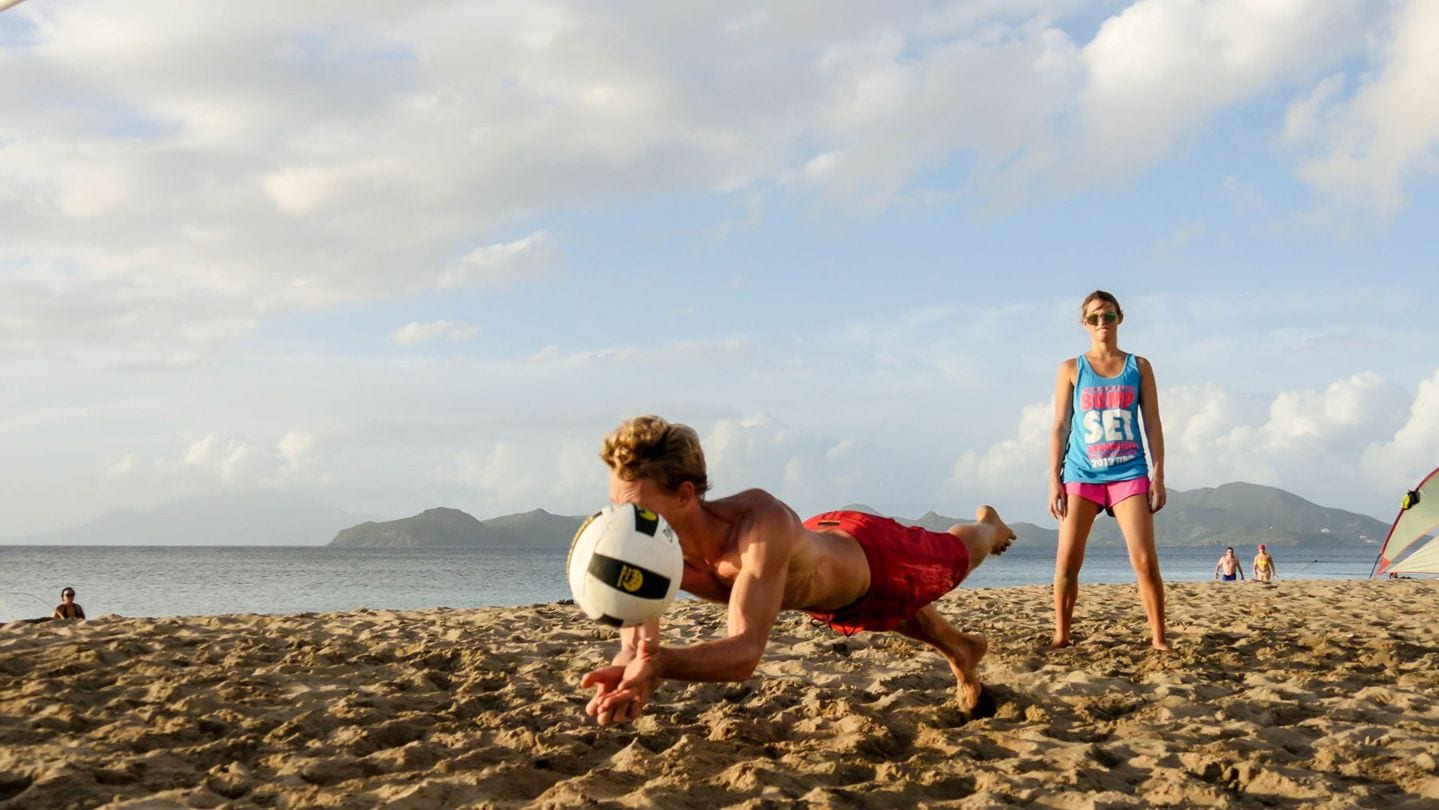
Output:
[326, 482, 1389, 550]
[329, 507, 585, 549]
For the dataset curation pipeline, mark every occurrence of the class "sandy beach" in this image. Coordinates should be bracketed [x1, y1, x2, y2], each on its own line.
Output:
[2, 579, 1436, 809]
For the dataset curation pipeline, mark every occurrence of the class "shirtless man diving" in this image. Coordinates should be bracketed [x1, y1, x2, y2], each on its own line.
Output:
[580, 415, 1016, 727]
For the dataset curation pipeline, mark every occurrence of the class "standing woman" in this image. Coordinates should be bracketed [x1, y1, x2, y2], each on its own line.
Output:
[1048, 291, 1170, 651]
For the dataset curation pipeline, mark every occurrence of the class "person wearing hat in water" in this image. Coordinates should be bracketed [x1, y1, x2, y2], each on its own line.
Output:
[53, 587, 85, 620]
[1252, 545, 1277, 582]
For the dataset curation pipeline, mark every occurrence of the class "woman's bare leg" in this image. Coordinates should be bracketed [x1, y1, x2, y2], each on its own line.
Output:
[1052, 495, 1101, 649]
[1111, 495, 1170, 651]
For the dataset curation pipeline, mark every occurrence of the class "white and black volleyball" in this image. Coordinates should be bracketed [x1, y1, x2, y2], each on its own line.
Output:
[566, 503, 682, 627]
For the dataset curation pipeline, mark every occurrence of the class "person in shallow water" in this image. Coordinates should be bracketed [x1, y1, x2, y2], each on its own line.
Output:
[1215, 547, 1246, 582]
[53, 587, 85, 620]
[1252, 544, 1277, 582]
[580, 414, 1016, 727]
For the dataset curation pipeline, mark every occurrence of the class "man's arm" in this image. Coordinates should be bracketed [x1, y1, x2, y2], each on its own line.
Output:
[593, 498, 796, 720]
[581, 619, 658, 725]
[641, 499, 792, 681]
[614, 621, 657, 665]
[656, 519, 789, 682]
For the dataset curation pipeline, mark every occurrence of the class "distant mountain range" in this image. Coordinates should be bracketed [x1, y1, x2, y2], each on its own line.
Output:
[2, 481, 1388, 549]
[887, 481, 1387, 548]
[327, 482, 1388, 550]
[4, 492, 376, 546]
[329, 507, 582, 549]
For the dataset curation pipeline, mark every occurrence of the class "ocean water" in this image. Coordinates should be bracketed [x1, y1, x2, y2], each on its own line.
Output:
[0, 543, 1383, 623]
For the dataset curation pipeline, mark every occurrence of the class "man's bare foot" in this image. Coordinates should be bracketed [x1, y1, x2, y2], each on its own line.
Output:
[1047, 637, 1071, 651]
[965, 684, 998, 719]
[953, 634, 988, 711]
[1151, 640, 1173, 652]
[975, 505, 1016, 555]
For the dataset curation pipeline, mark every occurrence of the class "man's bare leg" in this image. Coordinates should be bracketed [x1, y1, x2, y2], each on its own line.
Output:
[947, 505, 1016, 575]
[1052, 495, 1102, 649]
[896, 604, 991, 713]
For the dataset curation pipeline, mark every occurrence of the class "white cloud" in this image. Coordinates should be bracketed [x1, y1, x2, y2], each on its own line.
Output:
[523, 337, 752, 369]
[0, 0, 1428, 369]
[1362, 369, 1439, 495]
[277, 431, 316, 469]
[1293, 0, 1439, 219]
[438, 231, 557, 291]
[1283, 73, 1345, 146]
[3, 3, 1438, 539]
[102, 431, 334, 495]
[181, 434, 266, 487]
[436, 436, 605, 512]
[1070, 0, 1365, 184]
[945, 401, 1054, 518]
[393, 320, 482, 347]
[441, 443, 536, 500]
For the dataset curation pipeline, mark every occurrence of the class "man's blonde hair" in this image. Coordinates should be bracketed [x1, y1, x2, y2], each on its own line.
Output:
[600, 415, 711, 496]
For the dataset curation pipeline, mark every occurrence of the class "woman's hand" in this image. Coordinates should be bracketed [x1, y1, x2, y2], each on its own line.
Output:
[1048, 480, 1067, 521]
[1149, 477, 1167, 513]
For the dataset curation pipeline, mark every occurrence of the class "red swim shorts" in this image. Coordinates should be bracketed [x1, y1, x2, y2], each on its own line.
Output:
[802, 510, 971, 636]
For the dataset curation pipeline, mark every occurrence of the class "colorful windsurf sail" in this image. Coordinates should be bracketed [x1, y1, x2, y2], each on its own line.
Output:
[1373, 467, 1439, 577]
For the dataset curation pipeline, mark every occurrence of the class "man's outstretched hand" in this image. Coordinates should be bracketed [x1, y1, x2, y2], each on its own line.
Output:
[581, 639, 662, 726]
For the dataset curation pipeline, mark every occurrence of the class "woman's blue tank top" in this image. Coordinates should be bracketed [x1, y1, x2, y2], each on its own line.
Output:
[1063, 353, 1149, 483]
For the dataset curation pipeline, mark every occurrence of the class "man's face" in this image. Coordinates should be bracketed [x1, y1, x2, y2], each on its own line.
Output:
[608, 469, 684, 523]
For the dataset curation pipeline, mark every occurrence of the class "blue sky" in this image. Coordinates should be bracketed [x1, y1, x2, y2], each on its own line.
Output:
[2, 0, 1437, 538]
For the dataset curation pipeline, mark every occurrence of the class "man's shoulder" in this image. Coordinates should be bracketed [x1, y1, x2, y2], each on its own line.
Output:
[712, 489, 804, 536]
[714, 488, 788, 510]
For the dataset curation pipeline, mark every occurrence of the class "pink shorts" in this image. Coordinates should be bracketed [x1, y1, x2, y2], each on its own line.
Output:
[1065, 477, 1149, 510]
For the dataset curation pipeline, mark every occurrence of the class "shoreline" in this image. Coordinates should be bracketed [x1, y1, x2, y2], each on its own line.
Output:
[3, 580, 1436, 807]
[0, 544, 1384, 625]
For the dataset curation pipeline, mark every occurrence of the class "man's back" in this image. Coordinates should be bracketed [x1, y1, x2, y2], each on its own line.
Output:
[681, 489, 870, 614]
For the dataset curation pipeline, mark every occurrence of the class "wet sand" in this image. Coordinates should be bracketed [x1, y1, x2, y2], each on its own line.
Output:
[2, 579, 1436, 808]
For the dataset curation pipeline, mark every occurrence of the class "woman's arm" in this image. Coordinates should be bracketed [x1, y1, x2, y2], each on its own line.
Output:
[1138, 356, 1166, 513]
[1049, 359, 1077, 520]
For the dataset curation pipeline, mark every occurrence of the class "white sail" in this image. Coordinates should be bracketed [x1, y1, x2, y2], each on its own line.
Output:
[1376, 467, 1439, 576]
[1388, 538, 1439, 575]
